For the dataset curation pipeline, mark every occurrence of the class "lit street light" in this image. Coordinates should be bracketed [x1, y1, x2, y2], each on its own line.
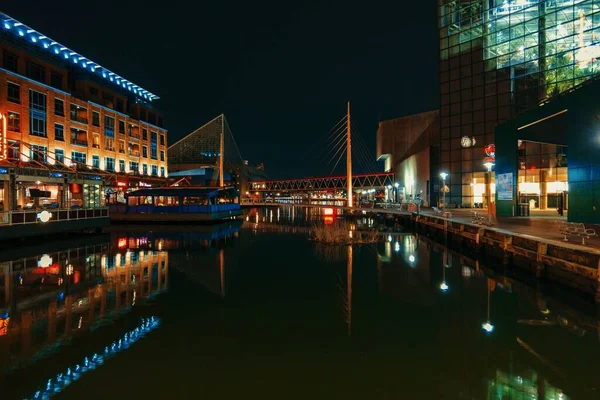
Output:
[440, 172, 448, 209]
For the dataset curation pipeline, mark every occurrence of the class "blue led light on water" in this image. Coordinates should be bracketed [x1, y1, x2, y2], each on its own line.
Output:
[3, 22, 10, 29]
[26, 317, 159, 399]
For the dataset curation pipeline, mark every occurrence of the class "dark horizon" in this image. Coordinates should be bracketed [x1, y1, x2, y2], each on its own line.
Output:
[3, 1, 439, 179]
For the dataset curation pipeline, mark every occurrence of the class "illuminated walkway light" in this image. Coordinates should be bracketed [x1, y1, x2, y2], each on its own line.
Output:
[27, 317, 159, 399]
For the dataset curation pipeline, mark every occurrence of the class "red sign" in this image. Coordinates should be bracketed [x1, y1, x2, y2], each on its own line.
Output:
[484, 144, 495, 159]
[117, 182, 127, 187]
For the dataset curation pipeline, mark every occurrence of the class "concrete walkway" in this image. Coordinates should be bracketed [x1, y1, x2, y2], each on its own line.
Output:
[420, 208, 600, 249]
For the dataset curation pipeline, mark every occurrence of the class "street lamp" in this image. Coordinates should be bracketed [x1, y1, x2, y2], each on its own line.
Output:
[394, 182, 399, 204]
[483, 162, 494, 224]
[440, 172, 448, 209]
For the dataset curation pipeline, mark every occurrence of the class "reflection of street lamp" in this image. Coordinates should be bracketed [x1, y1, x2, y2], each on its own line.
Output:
[482, 279, 495, 334]
[440, 172, 448, 209]
[440, 248, 449, 292]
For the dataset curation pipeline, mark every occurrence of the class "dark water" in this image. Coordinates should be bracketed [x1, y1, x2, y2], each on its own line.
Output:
[1, 206, 599, 399]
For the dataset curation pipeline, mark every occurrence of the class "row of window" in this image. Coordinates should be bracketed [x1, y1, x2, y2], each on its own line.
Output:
[5, 82, 166, 146]
[3, 49, 163, 126]
[23, 145, 165, 176]
[3, 49, 63, 90]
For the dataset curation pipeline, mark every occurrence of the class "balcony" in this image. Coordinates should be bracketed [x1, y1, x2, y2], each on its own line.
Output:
[70, 113, 88, 124]
[128, 150, 141, 157]
[71, 138, 89, 147]
[92, 143, 101, 149]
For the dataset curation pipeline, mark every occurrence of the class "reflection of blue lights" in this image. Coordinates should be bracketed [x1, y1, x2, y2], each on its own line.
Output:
[1, 311, 8, 319]
[0, 168, 7, 174]
[408, 255, 415, 263]
[440, 282, 449, 292]
[27, 317, 159, 399]
[394, 242, 400, 252]
[482, 322, 495, 334]
[57, 292, 64, 301]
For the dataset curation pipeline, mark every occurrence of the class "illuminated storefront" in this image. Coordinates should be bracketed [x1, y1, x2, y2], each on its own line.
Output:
[438, 0, 600, 207]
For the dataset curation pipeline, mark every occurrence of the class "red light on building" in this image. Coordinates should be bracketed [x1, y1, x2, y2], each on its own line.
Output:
[0, 317, 9, 336]
[117, 182, 127, 187]
[117, 238, 127, 249]
[323, 208, 335, 216]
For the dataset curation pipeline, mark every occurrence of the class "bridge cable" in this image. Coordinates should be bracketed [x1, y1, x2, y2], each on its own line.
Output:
[328, 138, 349, 177]
[322, 127, 350, 165]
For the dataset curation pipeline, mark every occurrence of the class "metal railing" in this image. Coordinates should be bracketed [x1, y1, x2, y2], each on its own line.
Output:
[0, 207, 109, 226]
[70, 114, 88, 124]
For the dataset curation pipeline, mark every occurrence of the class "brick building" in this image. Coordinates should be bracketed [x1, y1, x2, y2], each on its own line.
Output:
[0, 12, 168, 209]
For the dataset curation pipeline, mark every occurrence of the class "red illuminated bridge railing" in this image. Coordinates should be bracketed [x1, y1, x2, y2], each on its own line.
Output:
[249, 172, 395, 192]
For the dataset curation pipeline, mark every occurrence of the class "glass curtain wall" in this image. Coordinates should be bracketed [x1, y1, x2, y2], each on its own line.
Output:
[439, 0, 600, 206]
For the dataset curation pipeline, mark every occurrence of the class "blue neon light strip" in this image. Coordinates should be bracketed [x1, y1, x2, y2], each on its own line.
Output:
[0, 12, 158, 101]
[26, 316, 160, 400]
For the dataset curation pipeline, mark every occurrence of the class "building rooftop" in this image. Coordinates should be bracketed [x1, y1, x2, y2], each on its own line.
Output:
[0, 12, 159, 101]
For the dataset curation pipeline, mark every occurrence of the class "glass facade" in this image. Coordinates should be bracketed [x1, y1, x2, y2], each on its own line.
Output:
[438, 0, 600, 206]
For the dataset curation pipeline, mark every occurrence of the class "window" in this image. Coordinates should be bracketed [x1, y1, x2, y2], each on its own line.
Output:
[7, 82, 20, 103]
[119, 159, 125, 172]
[70, 104, 87, 123]
[151, 165, 158, 176]
[143, 164, 148, 175]
[3, 50, 18, 73]
[150, 131, 157, 159]
[55, 149, 64, 164]
[54, 98, 64, 116]
[118, 140, 125, 153]
[29, 90, 47, 137]
[55, 123, 64, 141]
[105, 137, 114, 151]
[142, 128, 148, 140]
[142, 145, 148, 158]
[92, 134, 100, 148]
[26, 61, 45, 83]
[92, 155, 100, 168]
[116, 98, 124, 113]
[7, 112, 20, 132]
[160, 167, 165, 177]
[130, 161, 139, 174]
[30, 145, 47, 163]
[92, 111, 100, 127]
[160, 134, 165, 145]
[104, 115, 115, 136]
[8, 141, 19, 160]
[118, 120, 125, 134]
[160, 150, 165, 161]
[105, 157, 115, 172]
[51, 72, 63, 90]
[70, 128, 87, 146]
[89, 87, 99, 97]
[71, 151, 86, 165]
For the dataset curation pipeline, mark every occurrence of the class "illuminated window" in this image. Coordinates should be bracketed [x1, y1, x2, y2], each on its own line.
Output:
[7, 111, 19, 132]
[29, 90, 47, 137]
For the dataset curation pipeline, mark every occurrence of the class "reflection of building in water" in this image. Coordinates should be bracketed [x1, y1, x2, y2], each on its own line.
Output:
[111, 222, 240, 297]
[487, 369, 566, 400]
[0, 242, 167, 374]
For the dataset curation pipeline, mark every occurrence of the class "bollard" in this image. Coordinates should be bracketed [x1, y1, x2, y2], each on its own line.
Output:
[535, 243, 548, 279]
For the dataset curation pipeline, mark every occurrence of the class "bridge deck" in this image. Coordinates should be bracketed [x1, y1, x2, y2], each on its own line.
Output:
[249, 172, 394, 192]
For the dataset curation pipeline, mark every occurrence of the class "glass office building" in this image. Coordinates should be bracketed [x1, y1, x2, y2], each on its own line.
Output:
[438, 0, 599, 207]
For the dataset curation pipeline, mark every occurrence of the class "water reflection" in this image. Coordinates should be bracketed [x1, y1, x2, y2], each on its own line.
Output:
[110, 221, 242, 297]
[0, 237, 168, 399]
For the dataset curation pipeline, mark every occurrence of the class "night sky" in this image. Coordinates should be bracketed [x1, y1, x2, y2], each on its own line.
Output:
[4, 1, 439, 179]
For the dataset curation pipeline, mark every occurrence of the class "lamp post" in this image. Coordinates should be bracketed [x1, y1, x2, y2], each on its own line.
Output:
[386, 184, 392, 204]
[483, 162, 494, 224]
[440, 172, 448, 209]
